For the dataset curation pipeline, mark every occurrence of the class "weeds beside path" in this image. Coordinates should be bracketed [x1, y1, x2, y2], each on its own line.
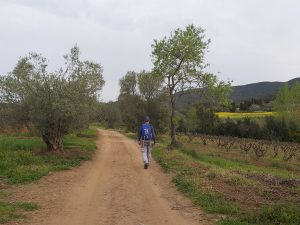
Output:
[0, 127, 97, 224]
[152, 137, 300, 225]
[0, 190, 39, 224]
[0, 128, 97, 185]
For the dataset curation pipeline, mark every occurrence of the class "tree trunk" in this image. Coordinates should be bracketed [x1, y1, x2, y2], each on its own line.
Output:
[170, 93, 177, 147]
[42, 133, 64, 152]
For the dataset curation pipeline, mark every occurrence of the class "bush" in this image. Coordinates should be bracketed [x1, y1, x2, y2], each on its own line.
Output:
[210, 116, 297, 142]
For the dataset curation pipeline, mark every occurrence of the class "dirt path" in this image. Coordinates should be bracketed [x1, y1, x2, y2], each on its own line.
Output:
[10, 129, 212, 225]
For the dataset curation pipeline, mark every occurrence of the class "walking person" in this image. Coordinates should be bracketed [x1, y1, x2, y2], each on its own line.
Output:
[138, 116, 156, 169]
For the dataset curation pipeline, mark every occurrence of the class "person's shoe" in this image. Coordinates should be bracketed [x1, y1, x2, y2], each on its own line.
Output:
[144, 163, 148, 169]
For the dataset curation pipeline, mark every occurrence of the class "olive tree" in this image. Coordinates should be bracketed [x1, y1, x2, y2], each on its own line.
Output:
[0, 46, 105, 152]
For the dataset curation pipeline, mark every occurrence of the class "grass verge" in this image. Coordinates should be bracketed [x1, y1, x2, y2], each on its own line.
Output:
[153, 145, 240, 215]
[0, 191, 39, 224]
[0, 127, 97, 184]
[0, 127, 97, 223]
[219, 203, 300, 225]
[152, 141, 300, 225]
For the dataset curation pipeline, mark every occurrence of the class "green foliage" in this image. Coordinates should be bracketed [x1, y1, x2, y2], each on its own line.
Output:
[183, 106, 198, 134]
[0, 103, 29, 131]
[137, 71, 169, 133]
[137, 70, 164, 102]
[0, 193, 39, 224]
[118, 94, 144, 132]
[152, 135, 300, 225]
[0, 136, 45, 151]
[0, 46, 104, 152]
[152, 25, 209, 145]
[118, 70, 169, 133]
[173, 175, 239, 214]
[179, 147, 297, 179]
[263, 116, 292, 141]
[230, 102, 237, 112]
[252, 204, 300, 225]
[152, 24, 210, 87]
[0, 189, 39, 223]
[152, 24, 210, 145]
[119, 71, 138, 95]
[118, 71, 143, 131]
[151, 24, 231, 145]
[178, 111, 192, 136]
[196, 102, 218, 133]
[239, 98, 264, 111]
[153, 147, 239, 214]
[220, 203, 300, 225]
[209, 116, 298, 142]
[201, 73, 232, 109]
[0, 128, 96, 184]
[97, 102, 122, 129]
[275, 83, 300, 128]
[16, 202, 40, 211]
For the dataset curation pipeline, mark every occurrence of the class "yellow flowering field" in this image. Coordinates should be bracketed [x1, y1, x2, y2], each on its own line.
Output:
[216, 112, 274, 119]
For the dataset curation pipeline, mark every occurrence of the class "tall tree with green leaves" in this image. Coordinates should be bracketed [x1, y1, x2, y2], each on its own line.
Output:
[137, 70, 169, 133]
[138, 70, 164, 103]
[119, 71, 138, 96]
[118, 71, 144, 131]
[151, 24, 230, 146]
[101, 102, 122, 129]
[137, 70, 165, 112]
[0, 46, 105, 152]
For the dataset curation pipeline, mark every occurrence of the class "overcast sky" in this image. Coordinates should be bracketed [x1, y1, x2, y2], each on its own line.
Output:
[0, 0, 299, 101]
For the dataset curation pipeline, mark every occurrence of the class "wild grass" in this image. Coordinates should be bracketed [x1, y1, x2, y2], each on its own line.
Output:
[0, 191, 39, 223]
[179, 147, 299, 179]
[0, 127, 97, 224]
[153, 145, 240, 215]
[218, 203, 300, 225]
[173, 175, 239, 214]
[152, 136, 300, 225]
[0, 127, 97, 184]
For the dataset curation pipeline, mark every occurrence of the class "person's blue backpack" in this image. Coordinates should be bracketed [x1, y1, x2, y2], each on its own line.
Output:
[141, 124, 152, 140]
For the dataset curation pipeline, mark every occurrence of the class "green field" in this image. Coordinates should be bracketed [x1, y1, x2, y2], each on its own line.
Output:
[216, 112, 274, 119]
[152, 134, 300, 225]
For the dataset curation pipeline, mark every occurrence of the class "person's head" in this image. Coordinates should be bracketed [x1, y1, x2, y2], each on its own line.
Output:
[144, 116, 150, 123]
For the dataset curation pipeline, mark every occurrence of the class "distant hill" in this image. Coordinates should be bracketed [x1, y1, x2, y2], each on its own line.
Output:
[177, 77, 300, 108]
[230, 77, 300, 102]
